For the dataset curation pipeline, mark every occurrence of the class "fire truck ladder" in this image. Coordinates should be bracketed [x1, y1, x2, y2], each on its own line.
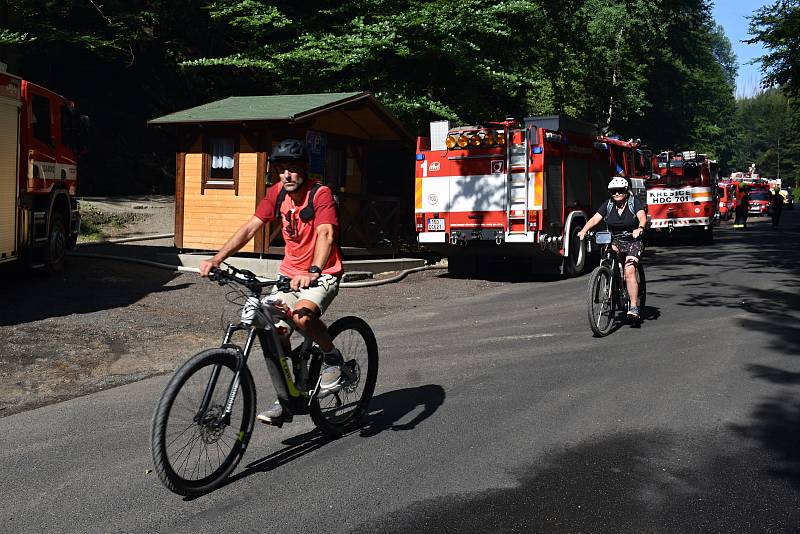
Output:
[505, 127, 530, 236]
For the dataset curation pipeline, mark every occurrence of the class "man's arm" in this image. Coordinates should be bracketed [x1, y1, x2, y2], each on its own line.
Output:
[198, 216, 265, 277]
[290, 223, 335, 289]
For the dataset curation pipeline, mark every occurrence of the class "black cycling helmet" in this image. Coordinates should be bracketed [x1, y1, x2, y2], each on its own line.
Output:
[269, 138, 308, 162]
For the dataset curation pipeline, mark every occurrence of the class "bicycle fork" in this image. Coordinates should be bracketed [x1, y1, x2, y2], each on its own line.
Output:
[195, 326, 258, 428]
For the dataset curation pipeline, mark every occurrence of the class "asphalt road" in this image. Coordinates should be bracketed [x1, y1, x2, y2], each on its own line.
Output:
[2, 211, 799, 533]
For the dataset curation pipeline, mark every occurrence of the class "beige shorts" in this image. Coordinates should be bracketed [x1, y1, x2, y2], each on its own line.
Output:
[270, 273, 340, 319]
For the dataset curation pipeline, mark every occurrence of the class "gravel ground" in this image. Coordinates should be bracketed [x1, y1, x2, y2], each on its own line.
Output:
[1, 195, 516, 417]
[77, 195, 175, 242]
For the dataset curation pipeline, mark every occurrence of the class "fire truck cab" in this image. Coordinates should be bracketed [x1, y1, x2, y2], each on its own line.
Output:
[0, 70, 86, 271]
[745, 181, 772, 217]
[414, 115, 650, 275]
[646, 150, 718, 242]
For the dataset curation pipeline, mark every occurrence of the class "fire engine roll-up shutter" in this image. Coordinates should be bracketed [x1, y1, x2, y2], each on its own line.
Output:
[0, 96, 20, 261]
[545, 158, 563, 232]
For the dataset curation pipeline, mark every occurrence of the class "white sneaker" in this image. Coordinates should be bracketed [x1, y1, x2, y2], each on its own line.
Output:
[319, 349, 343, 391]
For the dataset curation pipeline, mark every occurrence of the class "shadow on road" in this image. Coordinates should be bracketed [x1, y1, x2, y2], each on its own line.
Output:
[358, 384, 446, 436]
[731, 390, 800, 491]
[0, 255, 184, 326]
[0, 258, 187, 326]
[650, 214, 800, 358]
[351, 429, 800, 532]
[203, 385, 445, 499]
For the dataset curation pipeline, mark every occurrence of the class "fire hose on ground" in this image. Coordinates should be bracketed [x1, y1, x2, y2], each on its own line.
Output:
[69, 233, 445, 288]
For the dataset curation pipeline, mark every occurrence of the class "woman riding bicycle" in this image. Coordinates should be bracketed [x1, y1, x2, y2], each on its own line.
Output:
[578, 176, 648, 319]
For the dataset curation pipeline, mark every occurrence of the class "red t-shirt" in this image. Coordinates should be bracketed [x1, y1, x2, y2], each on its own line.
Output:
[254, 181, 343, 278]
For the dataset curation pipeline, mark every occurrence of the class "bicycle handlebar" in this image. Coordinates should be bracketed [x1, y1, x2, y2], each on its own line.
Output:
[208, 264, 320, 293]
[209, 265, 290, 292]
[586, 229, 636, 239]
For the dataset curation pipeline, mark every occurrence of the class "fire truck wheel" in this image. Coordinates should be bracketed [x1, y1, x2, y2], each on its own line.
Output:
[45, 213, 68, 273]
[565, 225, 587, 277]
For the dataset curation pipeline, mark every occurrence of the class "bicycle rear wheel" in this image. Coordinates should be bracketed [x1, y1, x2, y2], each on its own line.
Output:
[151, 348, 256, 496]
[587, 266, 616, 337]
[310, 316, 379, 437]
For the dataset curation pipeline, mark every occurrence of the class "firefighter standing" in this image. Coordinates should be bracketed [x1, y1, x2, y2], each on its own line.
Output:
[733, 186, 750, 230]
[770, 190, 784, 229]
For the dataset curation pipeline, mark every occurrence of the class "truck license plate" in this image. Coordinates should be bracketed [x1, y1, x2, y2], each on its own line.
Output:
[427, 218, 445, 231]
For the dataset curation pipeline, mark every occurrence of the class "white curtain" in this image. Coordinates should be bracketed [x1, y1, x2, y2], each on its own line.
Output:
[211, 138, 234, 169]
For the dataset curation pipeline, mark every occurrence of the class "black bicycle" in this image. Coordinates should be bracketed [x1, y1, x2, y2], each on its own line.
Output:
[586, 230, 646, 337]
[151, 265, 378, 496]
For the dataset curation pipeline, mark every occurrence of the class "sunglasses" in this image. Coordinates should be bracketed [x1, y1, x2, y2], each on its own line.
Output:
[609, 189, 628, 195]
[273, 163, 304, 174]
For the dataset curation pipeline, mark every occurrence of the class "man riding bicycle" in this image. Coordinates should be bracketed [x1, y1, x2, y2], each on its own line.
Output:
[578, 176, 648, 319]
[199, 138, 344, 425]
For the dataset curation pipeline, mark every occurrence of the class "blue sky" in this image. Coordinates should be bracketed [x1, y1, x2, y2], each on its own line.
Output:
[711, 0, 771, 98]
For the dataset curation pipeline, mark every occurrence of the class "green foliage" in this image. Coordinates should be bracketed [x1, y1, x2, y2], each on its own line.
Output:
[0, 28, 32, 46]
[0, 0, 779, 193]
[748, 0, 800, 97]
[731, 88, 800, 188]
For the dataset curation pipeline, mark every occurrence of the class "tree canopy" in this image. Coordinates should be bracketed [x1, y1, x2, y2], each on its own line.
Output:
[0, 0, 793, 193]
[748, 0, 800, 97]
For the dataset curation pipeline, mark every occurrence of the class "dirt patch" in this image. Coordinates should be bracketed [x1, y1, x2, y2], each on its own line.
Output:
[0, 256, 514, 417]
[77, 195, 175, 241]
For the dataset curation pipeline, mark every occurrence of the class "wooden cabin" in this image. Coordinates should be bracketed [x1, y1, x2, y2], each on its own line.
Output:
[148, 92, 414, 253]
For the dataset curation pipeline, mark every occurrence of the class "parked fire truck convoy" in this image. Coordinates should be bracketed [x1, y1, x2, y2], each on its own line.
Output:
[0, 80, 784, 278]
[414, 114, 782, 274]
[0, 70, 86, 272]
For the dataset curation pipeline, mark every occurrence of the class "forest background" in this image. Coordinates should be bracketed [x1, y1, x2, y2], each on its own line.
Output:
[0, 0, 797, 197]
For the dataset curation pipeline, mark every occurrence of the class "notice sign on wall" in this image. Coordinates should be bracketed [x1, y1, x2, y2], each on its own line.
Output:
[306, 130, 327, 181]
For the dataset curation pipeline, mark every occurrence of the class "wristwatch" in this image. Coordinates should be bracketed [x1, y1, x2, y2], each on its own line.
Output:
[308, 265, 322, 274]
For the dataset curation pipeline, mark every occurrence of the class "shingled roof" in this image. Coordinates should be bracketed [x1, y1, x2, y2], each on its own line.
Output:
[150, 92, 370, 124]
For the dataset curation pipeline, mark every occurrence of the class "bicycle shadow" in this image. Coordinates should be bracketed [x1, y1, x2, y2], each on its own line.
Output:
[594, 305, 661, 336]
[194, 384, 445, 499]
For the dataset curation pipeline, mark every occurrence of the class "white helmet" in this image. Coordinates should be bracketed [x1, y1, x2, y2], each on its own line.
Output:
[608, 176, 629, 190]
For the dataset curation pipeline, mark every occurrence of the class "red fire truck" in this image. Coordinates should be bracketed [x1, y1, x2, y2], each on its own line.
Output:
[646, 150, 718, 242]
[414, 115, 651, 275]
[716, 180, 736, 221]
[745, 180, 772, 217]
[0, 71, 86, 271]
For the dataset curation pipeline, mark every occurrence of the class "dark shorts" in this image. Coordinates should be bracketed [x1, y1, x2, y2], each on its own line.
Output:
[613, 238, 644, 261]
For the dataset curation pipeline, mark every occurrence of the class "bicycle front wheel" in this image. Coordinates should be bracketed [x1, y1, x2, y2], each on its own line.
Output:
[587, 266, 616, 337]
[310, 316, 379, 437]
[635, 262, 646, 315]
[151, 348, 256, 496]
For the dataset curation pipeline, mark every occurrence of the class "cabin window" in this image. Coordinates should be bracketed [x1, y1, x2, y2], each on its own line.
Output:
[203, 135, 239, 191]
[31, 94, 51, 145]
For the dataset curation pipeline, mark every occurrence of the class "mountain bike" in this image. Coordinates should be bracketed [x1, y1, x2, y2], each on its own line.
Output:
[150, 265, 379, 496]
[586, 230, 646, 337]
